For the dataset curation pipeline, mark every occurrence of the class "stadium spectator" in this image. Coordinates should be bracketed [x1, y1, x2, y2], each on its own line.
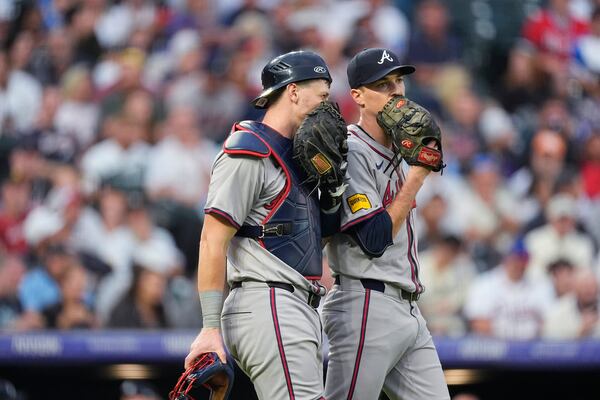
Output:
[144, 105, 217, 208]
[42, 263, 97, 330]
[508, 129, 568, 224]
[416, 193, 449, 251]
[545, 258, 577, 301]
[18, 244, 78, 315]
[524, 193, 595, 281]
[464, 239, 551, 339]
[53, 65, 100, 150]
[144, 105, 215, 274]
[0, 254, 42, 331]
[0, 47, 43, 134]
[406, 0, 462, 89]
[28, 28, 75, 86]
[418, 235, 477, 336]
[581, 133, 600, 199]
[522, 0, 589, 91]
[195, 59, 247, 143]
[126, 202, 183, 277]
[24, 86, 80, 165]
[478, 105, 521, 177]
[496, 42, 549, 114]
[89, 186, 137, 323]
[107, 263, 169, 329]
[451, 155, 521, 270]
[0, 178, 30, 256]
[79, 113, 150, 195]
[543, 268, 600, 338]
[442, 88, 485, 172]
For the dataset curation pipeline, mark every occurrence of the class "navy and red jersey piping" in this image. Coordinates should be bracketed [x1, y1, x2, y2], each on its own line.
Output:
[204, 207, 241, 230]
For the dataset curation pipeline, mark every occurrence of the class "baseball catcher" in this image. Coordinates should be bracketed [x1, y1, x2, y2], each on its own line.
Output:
[170, 352, 234, 400]
[293, 101, 348, 212]
[376, 95, 445, 172]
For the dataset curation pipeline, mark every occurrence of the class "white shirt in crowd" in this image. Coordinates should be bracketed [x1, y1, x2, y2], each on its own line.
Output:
[0, 70, 42, 134]
[464, 266, 552, 339]
[525, 224, 595, 281]
[144, 136, 218, 208]
[543, 294, 600, 339]
[54, 101, 100, 149]
[80, 138, 150, 193]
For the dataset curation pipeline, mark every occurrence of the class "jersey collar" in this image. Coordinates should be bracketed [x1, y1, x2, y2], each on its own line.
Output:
[349, 124, 395, 161]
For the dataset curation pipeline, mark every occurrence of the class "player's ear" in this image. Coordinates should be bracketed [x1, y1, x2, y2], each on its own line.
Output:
[350, 88, 365, 107]
[287, 82, 300, 104]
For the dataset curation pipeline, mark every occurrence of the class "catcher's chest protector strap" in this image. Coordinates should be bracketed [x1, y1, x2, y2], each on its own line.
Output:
[229, 120, 323, 279]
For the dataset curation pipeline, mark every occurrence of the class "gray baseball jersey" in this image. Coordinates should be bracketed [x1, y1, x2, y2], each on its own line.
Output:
[205, 151, 325, 399]
[322, 124, 449, 400]
[326, 124, 423, 293]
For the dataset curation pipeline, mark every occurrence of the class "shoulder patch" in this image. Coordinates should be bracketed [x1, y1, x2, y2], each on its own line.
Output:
[347, 193, 372, 213]
[224, 130, 271, 158]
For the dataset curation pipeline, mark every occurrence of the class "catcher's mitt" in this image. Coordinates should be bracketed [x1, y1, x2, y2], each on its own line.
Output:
[170, 352, 235, 400]
[376, 95, 444, 172]
[293, 101, 348, 203]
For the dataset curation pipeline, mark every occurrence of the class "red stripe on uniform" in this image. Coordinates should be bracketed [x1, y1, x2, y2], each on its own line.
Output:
[397, 166, 422, 292]
[347, 289, 371, 400]
[405, 213, 421, 293]
[270, 288, 295, 399]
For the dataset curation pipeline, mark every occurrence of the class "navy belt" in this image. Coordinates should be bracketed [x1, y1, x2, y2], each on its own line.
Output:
[231, 281, 321, 308]
[334, 276, 420, 301]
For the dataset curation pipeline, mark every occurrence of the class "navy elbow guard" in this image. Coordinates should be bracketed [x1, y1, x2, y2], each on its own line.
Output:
[349, 210, 393, 258]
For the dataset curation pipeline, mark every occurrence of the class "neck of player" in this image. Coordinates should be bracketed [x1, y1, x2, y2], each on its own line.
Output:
[358, 113, 392, 149]
[262, 106, 297, 139]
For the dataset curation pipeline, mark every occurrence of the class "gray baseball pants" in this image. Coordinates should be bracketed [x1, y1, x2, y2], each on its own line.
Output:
[321, 275, 450, 400]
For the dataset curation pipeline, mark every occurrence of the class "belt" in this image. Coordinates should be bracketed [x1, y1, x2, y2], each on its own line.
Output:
[231, 281, 322, 308]
[334, 276, 420, 302]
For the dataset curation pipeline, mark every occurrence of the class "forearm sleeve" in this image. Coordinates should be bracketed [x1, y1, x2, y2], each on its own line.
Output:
[348, 210, 393, 258]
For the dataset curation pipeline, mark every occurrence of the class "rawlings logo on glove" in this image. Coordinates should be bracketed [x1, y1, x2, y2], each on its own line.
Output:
[376, 95, 445, 172]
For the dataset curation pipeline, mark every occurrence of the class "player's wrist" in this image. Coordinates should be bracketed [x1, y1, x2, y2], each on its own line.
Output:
[200, 290, 224, 329]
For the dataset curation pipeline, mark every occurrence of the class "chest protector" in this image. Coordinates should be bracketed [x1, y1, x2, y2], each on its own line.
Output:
[224, 121, 322, 279]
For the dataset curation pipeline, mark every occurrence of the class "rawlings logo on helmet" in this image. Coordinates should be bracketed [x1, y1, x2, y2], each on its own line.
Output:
[314, 66, 327, 73]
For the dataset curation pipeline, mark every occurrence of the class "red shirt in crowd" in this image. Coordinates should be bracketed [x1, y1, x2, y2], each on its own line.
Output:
[0, 212, 28, 255]
[522, 10, 589, 60]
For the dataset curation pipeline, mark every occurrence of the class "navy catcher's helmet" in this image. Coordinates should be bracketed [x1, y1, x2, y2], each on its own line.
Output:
[169, 352, 235, 400]
[252, 50, 332, 109]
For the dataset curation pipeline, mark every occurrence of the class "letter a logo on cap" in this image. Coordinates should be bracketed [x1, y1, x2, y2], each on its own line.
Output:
[378, 50, 394, 65]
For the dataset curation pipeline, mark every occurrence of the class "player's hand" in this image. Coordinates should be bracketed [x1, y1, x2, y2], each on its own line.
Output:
[185, 328, 227, 369]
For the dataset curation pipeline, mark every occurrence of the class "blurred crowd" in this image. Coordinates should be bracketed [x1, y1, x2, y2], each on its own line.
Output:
[0, 0, 599, 341]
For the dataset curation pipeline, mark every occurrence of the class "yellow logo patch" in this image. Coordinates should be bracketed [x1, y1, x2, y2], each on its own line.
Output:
[347, 193, 372, 213]
[311, 153, 332, 175]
